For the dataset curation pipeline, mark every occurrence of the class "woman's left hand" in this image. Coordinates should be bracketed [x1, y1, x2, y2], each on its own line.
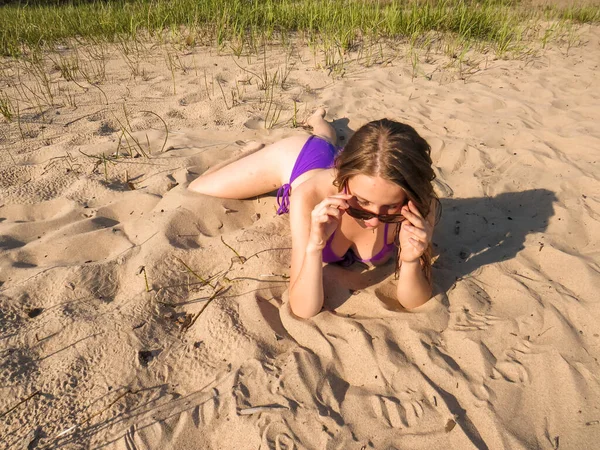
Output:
[398, 201, 433, 263]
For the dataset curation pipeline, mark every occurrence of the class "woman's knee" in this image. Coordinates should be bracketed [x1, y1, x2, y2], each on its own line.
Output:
[187, 173, 212, 195]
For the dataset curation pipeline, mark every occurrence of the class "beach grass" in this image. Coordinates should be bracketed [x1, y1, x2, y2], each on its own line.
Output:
[1, 0, 599, 58]
[558, 4, 600, 23]
[0, 0, 598, 135]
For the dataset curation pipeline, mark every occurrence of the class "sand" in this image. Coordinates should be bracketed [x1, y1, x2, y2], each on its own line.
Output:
[1, 23, 600, 450]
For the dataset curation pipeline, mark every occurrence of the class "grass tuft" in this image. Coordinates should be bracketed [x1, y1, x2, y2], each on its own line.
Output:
[1, 0, 598, 58]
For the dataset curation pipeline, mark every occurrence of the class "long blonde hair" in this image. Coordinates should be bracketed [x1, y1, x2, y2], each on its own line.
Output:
[333, 119, 440, 280]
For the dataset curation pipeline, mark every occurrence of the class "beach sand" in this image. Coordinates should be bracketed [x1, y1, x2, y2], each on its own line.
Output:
[1, 24, 600, 450]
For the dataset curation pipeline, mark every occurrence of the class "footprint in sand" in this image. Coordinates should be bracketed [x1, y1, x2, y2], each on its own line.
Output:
[122, 387, 222, 448]
[192, 388, 221, 427]
[492, 358, 530, 384]
[261, 421, 296, 450]
[450, 309, 503, 332]
[472, 96, 507, 113]
[339, 386, 448, 445]
[491, 338, 535, 384]
[369, 394, 429, 429]
[123, 425, 139, 450]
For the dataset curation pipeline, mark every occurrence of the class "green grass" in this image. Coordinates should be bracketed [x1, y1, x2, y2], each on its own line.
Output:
[559, 5, 600, 23]
[1, 0, 598, 57]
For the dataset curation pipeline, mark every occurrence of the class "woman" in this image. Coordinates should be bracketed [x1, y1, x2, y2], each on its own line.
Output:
[188, 109, 439, 318]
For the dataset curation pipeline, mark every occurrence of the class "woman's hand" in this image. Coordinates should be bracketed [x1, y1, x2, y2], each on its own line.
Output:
[398, 200, 433, 263]
[308, 194, 352, 250]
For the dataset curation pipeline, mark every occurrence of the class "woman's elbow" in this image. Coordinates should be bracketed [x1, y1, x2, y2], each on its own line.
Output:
[187, 177, 204, 194]
[289, 290, 321, 319]
[400, 300, 427, 311]
[289, 300, 320, 319]
[291, 308, 318, 319]
[397, 289, 433, 310]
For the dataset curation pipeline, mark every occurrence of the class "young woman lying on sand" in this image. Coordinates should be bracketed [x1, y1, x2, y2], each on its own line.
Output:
[188, 109, 439, 318]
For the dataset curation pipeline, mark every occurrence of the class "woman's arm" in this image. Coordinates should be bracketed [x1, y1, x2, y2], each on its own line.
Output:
[395, 200, 436, 309]
[396, 260, 432, 309]
[288, 184, 350, 318]
[288, 191, 324, 318]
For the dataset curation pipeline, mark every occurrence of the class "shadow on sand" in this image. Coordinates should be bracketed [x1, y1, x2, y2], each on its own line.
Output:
[322, 188, 556, 311]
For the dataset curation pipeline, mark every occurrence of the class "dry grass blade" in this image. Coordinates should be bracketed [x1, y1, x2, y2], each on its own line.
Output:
[113, 114, 148, 158]
[138, 266, 150, 291]
[0, 390, 40, 419]
[126, 171, 136, 191]
[220, 236, 246, 263]
[445, 418, 457, 432]
[140, 110, 169, 152]
[55, 389, 136, 439]
[180, 285, 230, 333]
[237, 404, 289, 415]
[216, 77, 231, 110]
[175, 256, 216, 288]
[64, 108, 108, 128]
[0, 90, 14, 122]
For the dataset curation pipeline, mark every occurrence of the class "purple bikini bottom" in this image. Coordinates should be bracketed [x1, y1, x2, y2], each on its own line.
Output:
[276, 135, 339, 214]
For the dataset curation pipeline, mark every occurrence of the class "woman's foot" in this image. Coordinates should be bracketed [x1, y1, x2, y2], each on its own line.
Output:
[305, 107, 327, 129]
[304, 108, 337, 146]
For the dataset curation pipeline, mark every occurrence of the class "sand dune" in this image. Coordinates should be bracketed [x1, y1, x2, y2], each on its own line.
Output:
[1, 24, 600, 450]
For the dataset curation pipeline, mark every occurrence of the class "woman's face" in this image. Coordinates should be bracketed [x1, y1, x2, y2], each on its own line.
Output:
[346, 174, 407, 228]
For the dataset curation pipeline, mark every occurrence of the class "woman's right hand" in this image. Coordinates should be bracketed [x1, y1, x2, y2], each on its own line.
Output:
[307, 194, 352, 250]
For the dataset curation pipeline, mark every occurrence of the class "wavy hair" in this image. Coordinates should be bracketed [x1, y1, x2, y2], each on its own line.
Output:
[333, 119, 440, 280]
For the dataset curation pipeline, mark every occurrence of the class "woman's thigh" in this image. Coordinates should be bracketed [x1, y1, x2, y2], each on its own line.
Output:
[188, 134, 309, 199]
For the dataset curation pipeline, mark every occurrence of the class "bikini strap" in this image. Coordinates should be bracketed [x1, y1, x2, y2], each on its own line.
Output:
[276, 183, 291, 215]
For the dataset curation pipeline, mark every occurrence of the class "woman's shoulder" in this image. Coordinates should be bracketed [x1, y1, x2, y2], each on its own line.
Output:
[292, 168, 338, 204]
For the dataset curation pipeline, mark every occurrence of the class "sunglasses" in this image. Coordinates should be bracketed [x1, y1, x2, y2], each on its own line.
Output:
[345, 204, 406, 223]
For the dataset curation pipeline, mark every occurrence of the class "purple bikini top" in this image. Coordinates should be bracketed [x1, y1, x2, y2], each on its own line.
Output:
[322, 223, 396, 267]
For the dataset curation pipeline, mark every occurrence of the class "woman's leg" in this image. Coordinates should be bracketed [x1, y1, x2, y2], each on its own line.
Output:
[187, 135, 309, 199]
[200, 141, 265, 177]
[306, 108, 337, 146]
[187, 108, 338, 199]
